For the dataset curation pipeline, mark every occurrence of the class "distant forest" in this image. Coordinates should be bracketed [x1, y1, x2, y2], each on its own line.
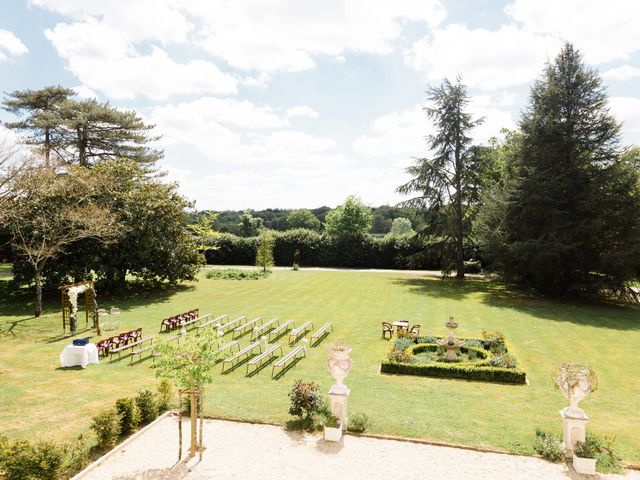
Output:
[188, 206, 424, 236]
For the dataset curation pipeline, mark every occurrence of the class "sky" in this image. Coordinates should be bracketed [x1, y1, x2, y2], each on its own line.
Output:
[1, 0, 639, 210]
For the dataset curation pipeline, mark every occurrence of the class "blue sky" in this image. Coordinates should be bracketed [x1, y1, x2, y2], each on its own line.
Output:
[1, 0, 639, 210]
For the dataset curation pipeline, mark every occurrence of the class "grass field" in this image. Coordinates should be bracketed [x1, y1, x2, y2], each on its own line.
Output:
[1, 268, 639, 461]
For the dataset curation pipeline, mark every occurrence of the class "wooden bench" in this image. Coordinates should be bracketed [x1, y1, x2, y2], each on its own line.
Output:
[232, 317, 263, 338]
[268, 319, 294, 341]
[130, 338, 158, 364]
[196, 313, 228, 334]
[221, 341, 262, 373]
[251, 318, 280, 340]
[288, 320, 313, 344]
[310, 322, 333, 346]
[219, 316, 245, 334]
[217, 340, 240, 356]
[110, 336, 154, 362]
[180, 313, 212, 330]
[271, 345, 306, 378]
[246, 344, 282, 375]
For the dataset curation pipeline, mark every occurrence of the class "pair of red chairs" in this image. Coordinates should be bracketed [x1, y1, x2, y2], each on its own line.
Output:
[96, 328, 143, 356]
[160, 309, 199, 332]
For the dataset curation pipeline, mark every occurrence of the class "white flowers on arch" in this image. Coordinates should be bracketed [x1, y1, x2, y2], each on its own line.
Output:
[67, 283, 96, 322]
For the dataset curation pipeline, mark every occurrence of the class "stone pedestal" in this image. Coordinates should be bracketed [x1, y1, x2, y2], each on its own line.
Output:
[328, 384, 350, 428]
[560, 407, 589, 451]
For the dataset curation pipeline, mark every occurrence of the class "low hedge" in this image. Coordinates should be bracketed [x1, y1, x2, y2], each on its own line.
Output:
[203, 230, 480, 270]
[381, 337, 527, 384]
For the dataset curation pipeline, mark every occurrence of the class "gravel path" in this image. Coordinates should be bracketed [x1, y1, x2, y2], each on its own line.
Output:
[76, 416, 639, 480]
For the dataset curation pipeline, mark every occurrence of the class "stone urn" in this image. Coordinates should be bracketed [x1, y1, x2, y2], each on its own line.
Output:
[327, 345, 352, 395]
[554, 364, 597, 419]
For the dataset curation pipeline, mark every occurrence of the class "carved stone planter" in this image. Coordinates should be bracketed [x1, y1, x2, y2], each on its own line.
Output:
[573, 454, 596, 475]
[323, 425, 342, 442]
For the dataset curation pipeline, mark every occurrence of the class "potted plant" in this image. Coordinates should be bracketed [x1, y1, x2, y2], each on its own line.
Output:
[324, 415, 342, 442]
[573, 437, 598, 475]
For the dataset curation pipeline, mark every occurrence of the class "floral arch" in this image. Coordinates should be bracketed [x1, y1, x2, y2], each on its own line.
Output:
[59, 280, 99, 335]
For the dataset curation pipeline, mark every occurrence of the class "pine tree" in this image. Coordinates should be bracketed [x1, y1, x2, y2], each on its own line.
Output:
[397, 78, 483, 278]
[480, 43, 640, 296]
[2, 86, 74, 165]
[59, 98, 163, 167]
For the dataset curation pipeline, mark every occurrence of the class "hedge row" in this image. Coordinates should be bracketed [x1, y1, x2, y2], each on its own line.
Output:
[203, 229, 481, 270]
[380, 360, 527, 384]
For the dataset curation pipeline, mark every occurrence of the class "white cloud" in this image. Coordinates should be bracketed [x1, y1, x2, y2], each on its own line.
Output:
[354, 96, 515, 157]
[505, 0, 640, 64]
[44, 20, 237, 99]
[405, 24, 560, 89]
[286, 106, 319, 119]
[150, 98, 343, 169]
[0, 29, 28, 61]
[191, 0, 447, 72]
[610, 97, 640, 145]
[354, 105, 429, 157]
[73, 85, 98, 99]
[602, 65, 640, 82]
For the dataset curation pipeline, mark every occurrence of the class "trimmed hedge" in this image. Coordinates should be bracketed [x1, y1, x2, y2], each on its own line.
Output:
[203, 229, 480, 269]
[381, 338, 527, 384]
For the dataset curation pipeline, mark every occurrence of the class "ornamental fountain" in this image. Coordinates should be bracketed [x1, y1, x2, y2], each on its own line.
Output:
[436, 317, 465, 360]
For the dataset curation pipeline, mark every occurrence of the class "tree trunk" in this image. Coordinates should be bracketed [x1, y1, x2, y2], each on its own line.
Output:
[44, 128, 50, 167]
[454, 133, 465, 279]
[190, 390, 197, 457]
[34, 265, 43, 317]
[77, 126, 87, 167]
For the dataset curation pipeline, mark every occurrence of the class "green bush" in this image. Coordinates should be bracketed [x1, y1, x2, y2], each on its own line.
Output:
[387, 349, 412, 363]
[487, 353, 517, 368]
[288, 380, 322, 419]
[135, 389, 159, 425]
[0, 439, 65, 480]
[481, 331, 507, 354]
[205, 268, 269, 280]
[393, 337, 413, 352]
[91, 408, 122, 449]
[575, 433, 623, 473]
[157, 379, 173, 412]
[115, 398, 139, 437]
[324, 415, 341, 428]
[347, 413, 370, 433]
[533, 429, 565, 462]
[61, 436, 90, 478]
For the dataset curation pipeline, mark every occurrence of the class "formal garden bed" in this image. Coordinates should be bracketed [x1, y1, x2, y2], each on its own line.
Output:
[381, 332, 527, 384]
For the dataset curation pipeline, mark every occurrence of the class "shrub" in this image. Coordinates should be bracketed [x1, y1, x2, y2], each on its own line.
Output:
[415, 335, 438, 344]
[157, 379, 173, 412]
[91, 408, 122, 449]
[288, 380, 322, 419]
[205, 268, 269, 280]
[532, 429, 565, 462]
[324, 415, 341, 428]
[487, 353, 517, 369]
[387, 349, 412, 363]
[347, 413, 369, 433]
[575, 433, 622, 473]
[0, 439, 65, 480]
[61, 436, 90, 478]
[393, 337, 413, 352]
[135, 389, 159, 425]
[481, 331, 507, 354]
[115, 398, 139, 437]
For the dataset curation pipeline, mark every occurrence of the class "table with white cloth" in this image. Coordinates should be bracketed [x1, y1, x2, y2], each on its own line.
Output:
[59, 343, 99, 368]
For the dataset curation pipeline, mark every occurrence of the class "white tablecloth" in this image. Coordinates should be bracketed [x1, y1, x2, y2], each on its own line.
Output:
[60, 344, 99, 368]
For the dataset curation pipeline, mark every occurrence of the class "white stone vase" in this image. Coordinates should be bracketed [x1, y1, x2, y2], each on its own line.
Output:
[573, 454, 596, 475]
[327, 347, 352, 395]
[556, 368, 593, 419]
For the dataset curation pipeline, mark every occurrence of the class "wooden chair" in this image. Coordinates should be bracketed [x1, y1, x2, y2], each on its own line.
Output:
[408, 324, 421, 338]
[382, 322, 394, 339]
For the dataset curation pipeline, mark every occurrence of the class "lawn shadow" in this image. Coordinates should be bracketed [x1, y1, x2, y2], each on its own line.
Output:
[393, 275, 640, 331]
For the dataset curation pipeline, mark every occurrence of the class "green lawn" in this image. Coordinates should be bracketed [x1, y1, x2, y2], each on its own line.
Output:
[1, 269, 639, 461]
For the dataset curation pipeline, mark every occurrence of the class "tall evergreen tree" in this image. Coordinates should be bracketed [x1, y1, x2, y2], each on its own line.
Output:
[477, 43, 640, 296]
[397, 78, 483, 278]
[59, 98, 163, 167]
[2, 86, 74, 165]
